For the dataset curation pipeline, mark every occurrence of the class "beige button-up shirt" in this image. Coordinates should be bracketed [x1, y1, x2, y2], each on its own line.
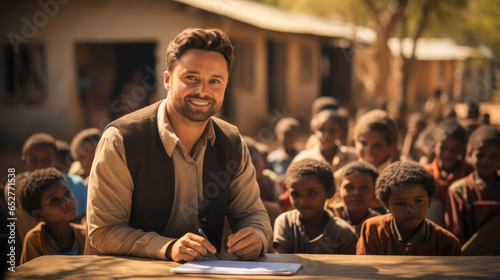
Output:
[87, 100, 272, 260]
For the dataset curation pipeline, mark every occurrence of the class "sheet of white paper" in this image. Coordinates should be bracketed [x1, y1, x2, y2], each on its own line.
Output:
[170, 259, 302, 275]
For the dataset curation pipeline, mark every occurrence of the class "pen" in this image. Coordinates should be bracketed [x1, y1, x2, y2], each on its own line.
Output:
[196, 226, 221, 260]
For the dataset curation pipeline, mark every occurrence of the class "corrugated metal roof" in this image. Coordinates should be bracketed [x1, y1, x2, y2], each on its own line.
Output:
[173, 0, 375, 43]
[388, 38, 469, 61]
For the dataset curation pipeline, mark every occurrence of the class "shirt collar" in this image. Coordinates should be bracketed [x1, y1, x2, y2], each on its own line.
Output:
[157, 99, 216, 157]
[392, 216, 432, 244]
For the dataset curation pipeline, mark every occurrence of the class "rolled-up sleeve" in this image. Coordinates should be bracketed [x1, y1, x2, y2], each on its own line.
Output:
[87, 127, 173, 260]
[225, 137, 273, 252]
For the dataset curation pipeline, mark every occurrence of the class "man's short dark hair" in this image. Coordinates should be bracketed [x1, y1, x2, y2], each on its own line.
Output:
[285, 159, 334, 193]
[166, 28, 235, 75]
[19, 168, 67, 215]
[376, 161, 436, 204]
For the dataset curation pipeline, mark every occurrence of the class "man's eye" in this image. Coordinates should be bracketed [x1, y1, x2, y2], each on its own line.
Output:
[308, 191, 317, 196]
[415, 199, 424, 204]
[210, 79, 221, 84]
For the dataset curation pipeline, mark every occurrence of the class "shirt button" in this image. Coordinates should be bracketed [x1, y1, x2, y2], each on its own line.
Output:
[405, 246, 410, 253]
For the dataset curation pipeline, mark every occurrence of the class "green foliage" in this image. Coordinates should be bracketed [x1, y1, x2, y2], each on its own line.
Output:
[254, 0, 500, 57]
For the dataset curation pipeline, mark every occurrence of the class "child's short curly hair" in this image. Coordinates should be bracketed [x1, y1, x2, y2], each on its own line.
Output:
[19, 167, 67, 215]
[376, 161, 436, 204]
[337, 161, 379, 186]
[285, 159, 334, 193]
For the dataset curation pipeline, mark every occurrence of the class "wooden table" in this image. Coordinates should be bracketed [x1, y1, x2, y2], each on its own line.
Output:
[5, 253, 500, 279]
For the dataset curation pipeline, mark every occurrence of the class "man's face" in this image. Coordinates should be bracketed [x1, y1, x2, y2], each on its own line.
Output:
[164, 49, 229, 123]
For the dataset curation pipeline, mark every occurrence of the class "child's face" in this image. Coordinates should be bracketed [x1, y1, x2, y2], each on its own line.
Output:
[314, 118, 340, 150]
[25, 146, 56, 172]
[434, 136, 465, 171]
[385, 184, 429, 235]
[279, 129, 298, 151]
[33, 181, 77, 223]
[288, 175, 332, 220]
[339, 171, 375, 213]
[355, 130, 395, 168]
[470, 142, 500, 178]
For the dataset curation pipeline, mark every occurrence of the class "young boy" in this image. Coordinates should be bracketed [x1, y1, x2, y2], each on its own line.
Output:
[267, 117, 301, 177]
[352, 109, 399, 214]
[294, 109, 357, 173]
[332, 161, 380, 235]
[352, 109, 398, 173]
[424, 120, 472, 227]
[446, 125, 500, 249]
[69, 128, 101, 183]
[273, 159, 358, 254]
[357, 161, 461, 256]
[19, 168, 86, 263]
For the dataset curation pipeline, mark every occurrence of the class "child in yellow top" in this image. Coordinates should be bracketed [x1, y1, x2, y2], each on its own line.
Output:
[19, 168, 86, 264]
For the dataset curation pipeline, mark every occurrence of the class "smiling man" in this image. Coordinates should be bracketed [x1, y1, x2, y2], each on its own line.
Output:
[86, 28, 272, 262]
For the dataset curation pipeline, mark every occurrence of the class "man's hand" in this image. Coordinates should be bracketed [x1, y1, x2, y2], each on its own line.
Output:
[166, 233, 217, 262]
[227, 227, 263, 260]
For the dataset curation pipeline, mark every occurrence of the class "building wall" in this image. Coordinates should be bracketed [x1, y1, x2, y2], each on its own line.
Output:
[0, 0, 326, 150]
[0, 0, 200, 149]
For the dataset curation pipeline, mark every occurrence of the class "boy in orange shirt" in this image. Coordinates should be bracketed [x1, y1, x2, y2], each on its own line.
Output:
[357, 161, 461, 256]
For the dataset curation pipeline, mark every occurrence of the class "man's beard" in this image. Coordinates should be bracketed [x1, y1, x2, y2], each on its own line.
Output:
[173, 94, 221, 122]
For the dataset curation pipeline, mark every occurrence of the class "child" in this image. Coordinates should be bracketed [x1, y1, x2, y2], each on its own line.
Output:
[19, 168, 86, 263]
[55, 139, 73, 173]
[446, 125, 500, 249]
[273, 159, 358, 254]
[331, 161, 380, 235]
[267, 117, 300, 177]
[357, 161, 461, 256]
[69, 128, 101, 182]
[294, 110, 357, 173]
[352, 109, 398, 173]
[352, 109, 398, 214]
[10, 133, 88, 243]
[424, 120, 472, 227]
[400, 112, 427, 163]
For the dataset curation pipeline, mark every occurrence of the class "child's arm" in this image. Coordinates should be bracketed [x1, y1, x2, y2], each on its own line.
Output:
[272, 213, 290, 253]
[356, 221, 379, 255]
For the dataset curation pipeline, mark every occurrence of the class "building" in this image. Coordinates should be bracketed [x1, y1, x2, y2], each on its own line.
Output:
[0, 0, 374, 153]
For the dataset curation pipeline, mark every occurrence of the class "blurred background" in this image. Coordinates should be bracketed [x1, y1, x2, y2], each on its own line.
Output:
[1, 0, 499, 182]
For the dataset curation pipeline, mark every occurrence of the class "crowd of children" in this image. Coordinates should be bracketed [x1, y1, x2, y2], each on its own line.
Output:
[1, 96, 499, 267]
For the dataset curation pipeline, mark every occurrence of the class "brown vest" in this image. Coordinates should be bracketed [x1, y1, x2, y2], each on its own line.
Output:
[107, 101, 242, 250]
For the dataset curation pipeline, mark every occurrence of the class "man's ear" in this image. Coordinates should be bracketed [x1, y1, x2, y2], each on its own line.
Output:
[164, 71, 171, 91]
[31, 209, 44, 222]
